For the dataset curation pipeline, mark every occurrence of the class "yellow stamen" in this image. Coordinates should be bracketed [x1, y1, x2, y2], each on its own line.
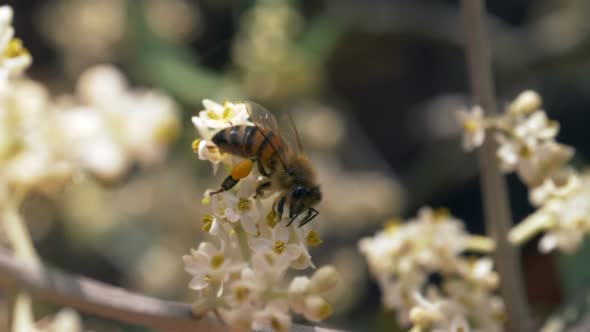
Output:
[519, 145, 532, 158]
[238, 198, 251, 212]
[432, 208, 450, 221]
[462, 119, 480, 133]
[192, 139, 201, 153]
[305, 230, 323, 247]
[206, 110, 220, 120]
[201, 214, 214, 232]
[273, 240, 286, 254]
[202, 274, 212, 283]
[222, 106, 232, 119]
[235, 286, 250, 302]
[210, 254, 224, 269]
[384, 218, 402, 234]
[201, 196, 211, 205]
[154, 120, 179, 143]
[271, 317, 283, 331]
[267, 210, 278, 228]
[317, 302, 333, 320]
[4, 38, 29, 58]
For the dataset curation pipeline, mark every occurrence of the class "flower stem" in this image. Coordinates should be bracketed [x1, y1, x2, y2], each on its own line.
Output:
[3, 203, 39, 263]
[460, 0, 533, 331]
[235, 226, 251, 262]
[11, 292, 34, 332]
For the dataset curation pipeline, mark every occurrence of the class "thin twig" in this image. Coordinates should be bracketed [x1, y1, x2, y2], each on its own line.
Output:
[0, 248, 341, 332]
[460, 1, 533, 331]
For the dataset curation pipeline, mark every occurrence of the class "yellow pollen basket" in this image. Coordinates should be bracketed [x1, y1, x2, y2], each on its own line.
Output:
[273, 240, 286, 254]
[232, 159, 254, 180]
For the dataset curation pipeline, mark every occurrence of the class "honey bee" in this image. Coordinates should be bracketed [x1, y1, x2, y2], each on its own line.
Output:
[210, 102, 321, 226]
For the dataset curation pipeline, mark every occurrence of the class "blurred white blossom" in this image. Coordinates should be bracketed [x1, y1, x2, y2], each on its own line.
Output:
[459, 90, 590, 254]
[0, 6, 31, 89]
[184, 99, 340, 331]
[359, 207, 502, 331]
[58, 65, 180, 181]
[456, 105, 486, 151]
[0, 78, 72, 197]
[38, 0, 125, 74]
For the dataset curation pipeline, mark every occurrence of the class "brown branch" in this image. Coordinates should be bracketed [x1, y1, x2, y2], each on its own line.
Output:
[460, 1, 533, 332]
[0, 248, 340, 332]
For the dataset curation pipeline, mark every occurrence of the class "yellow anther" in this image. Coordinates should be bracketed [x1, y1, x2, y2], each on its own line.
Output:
[202, 214, 214, 232]
[267, 210, 278, 228]
[305, 230, 323, 247]
[462, 120, 480, 133]
[201, 196, 211, 205]
[273, 240, 286, 254]
[206, 110, 220, 120]
[192, 139, 201, 153]
[222, 106, 232, 119]
[231, 159, 254, 180]
[210, 254, 224, 268]
[432, 208, 450, 221]
[4, 38, 28, 58]
[235, 286, 250, 302]
[384, 219, 402, 234]
[237, 198, 251, 212]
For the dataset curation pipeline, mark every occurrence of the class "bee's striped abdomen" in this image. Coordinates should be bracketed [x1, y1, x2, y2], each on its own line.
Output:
[212, 125, 284, 171]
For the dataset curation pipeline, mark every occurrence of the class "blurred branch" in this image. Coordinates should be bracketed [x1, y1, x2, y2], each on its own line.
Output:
[125, 0, 236, 105]
[460, 1, 533, 331]
[0, 248, 339, 332]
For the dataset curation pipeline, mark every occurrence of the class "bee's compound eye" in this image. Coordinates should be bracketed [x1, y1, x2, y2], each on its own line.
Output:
[293, 186, 307, 199]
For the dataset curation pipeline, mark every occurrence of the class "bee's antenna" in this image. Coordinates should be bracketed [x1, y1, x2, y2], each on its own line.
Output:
[299, 208, 319, 227]
[286, 215, 298, 227]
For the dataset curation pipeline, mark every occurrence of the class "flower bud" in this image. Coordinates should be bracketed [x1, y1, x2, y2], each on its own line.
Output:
[508, 90, 541, 115]
[303, 296, 333, 322]
[288, 276, 310, 313]
[309, 265, 340, 294]
[50, 308, 82, 332]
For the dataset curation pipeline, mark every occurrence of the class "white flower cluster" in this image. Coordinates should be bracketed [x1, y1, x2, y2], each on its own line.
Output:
[191, 99, 250, 173]
[0, 6, 31, 90]
[185, 99, 339, 331]
[0, 65, 180, 204]
[58, 65, 180, 181]
[0, 4, 180, 330]
[359, 208, 503, 332]
[458, 90, 590, 253]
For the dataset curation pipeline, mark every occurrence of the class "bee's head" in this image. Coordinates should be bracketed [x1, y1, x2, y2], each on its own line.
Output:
[289, 184, 322, 218]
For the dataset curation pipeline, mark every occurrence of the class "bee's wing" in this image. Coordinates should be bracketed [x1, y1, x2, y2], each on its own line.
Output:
[244, 101, 298, 170]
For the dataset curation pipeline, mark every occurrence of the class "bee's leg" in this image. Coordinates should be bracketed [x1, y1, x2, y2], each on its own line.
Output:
[272, 195, 287, 220]
[298, 208, 319, 227]
[254, 180, 271, 198]
[210, 159, 254, 195]
[256, 160, 271, 177]
[210, 175, 240, 195]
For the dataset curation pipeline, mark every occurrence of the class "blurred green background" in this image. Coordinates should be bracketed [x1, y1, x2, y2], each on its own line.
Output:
[5, 0, 590, 330]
